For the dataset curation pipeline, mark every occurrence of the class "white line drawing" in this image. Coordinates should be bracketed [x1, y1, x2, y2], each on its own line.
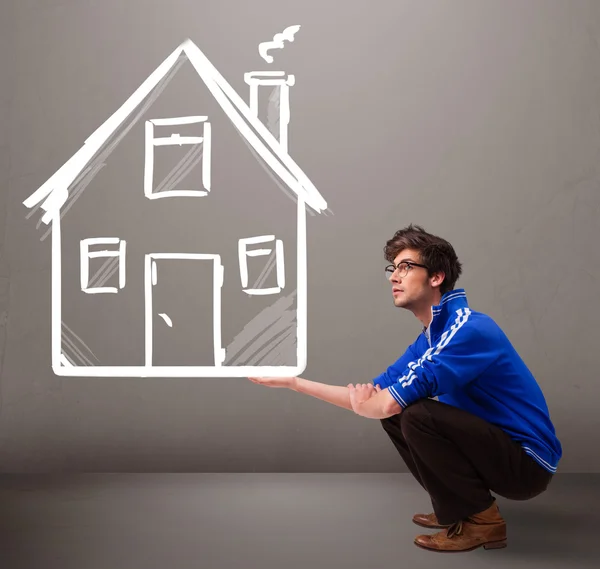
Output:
[258, 25, 301, 63]
[245, 71, 295, 152]
[80, 238, 126, 294]
[145, 115, 211, 198]
[145, 253, 225, 368]
[21, 33, 328, 378]
[238, 235, 285, 295]
[61, 320, 101, 367]
[158, 313, 173, 327]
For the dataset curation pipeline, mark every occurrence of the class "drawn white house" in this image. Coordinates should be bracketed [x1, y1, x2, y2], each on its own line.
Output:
[22, 36, 328, 378]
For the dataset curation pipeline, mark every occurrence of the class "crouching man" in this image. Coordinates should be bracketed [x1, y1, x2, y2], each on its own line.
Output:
[248, 224, 561, 553]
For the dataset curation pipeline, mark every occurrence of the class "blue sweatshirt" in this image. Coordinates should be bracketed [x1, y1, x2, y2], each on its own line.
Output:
[372, 289, 562, 474]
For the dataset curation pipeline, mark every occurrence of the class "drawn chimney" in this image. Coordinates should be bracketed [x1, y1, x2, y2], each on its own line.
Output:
[244, 71, 296, 153]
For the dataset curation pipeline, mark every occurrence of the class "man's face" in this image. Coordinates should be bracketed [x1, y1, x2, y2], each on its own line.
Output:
[387, 249, 433, 310]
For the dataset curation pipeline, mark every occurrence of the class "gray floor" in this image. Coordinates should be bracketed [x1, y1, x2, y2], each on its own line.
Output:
[0, 473, 598, 569]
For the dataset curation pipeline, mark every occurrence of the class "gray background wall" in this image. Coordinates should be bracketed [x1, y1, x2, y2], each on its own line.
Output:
[0, 0, 598, 472]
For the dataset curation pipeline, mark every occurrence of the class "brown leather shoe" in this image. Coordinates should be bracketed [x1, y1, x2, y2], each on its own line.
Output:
[413, 502, 507, 553]
[412, 512, 451, 529]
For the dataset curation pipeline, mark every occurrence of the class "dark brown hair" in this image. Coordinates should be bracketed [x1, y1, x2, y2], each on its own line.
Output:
[384, 224, 462, 295]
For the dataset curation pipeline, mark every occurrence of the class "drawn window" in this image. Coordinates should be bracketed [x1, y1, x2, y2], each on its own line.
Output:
[80, 238, 126, 294]
[144, 116, 211, 199]
[238, 235, 285, 295]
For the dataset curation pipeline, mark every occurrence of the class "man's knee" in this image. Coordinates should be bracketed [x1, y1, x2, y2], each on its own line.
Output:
[398, 399, 437, 440]
[381, 398, 433, 437]
[380, 414, 400, 433]
[400, 399, 431, 425]
[501, 472, 553, 501]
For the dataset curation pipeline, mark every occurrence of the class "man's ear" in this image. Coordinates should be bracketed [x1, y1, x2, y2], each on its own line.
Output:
[431, 271, 446, 288]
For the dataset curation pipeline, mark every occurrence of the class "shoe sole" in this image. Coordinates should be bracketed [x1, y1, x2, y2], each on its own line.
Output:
[412, 519, 451, 529]
[414, 538, 507, 553]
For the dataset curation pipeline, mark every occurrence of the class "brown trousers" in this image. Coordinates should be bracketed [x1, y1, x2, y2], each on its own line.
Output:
[380, 398, 554, 525]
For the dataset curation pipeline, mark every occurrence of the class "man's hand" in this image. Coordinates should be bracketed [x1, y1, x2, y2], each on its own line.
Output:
[347, 382, 381, 412]
[248, 376, 298, 390]
[347, 383, 400, 419]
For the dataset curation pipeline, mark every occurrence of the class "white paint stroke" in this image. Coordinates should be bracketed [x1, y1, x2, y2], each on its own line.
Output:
[253, 250, 276, 289]
[151, 116, 207, 126]
[244, 287, 282, 296]
[145, 116, 211, 198]
[258, 25, 301, 63]
[275, 239, 285, 289]
[119, 240, 127, 289]
[22, 36, 324, 378]
[154, 145, 203, 195]
[296, 196, 307, 374]
[47, 205, 305, 375]
[247, 248, 272, 257]
[144, 120, 155, 200]
[24, 46, 185, 220]
[278, 84, 290, 152]
[238, 235, 285, 295]
[50, 365, 308, 377]
[244, 72, 295, 153]
[62, 333, 94, 366]
[30, 54, 186, 241]
[230, 310, 297, 366]
[88, 256, 115, 288]
[242, 234, 275, 245]
[62, 320, 100, 363]
[23, 38, 326, 220]
[159, 313, 173, 327]
[202, 121, 211, 192]
[144, 254, 224, 369]
[148, 190, 208, 199]
[35, 56, 186, 241]
[224, 291, 296, 365]
[33, 163, 106, 241]
[60, 354, 74, 367]
[234, 124, 304, 211]
[248, 326, 295, 366]
[90, 259, 119, 287]
[80, 238, 126, 294]
[267, 86, 281, 142]
[153, 135, 203, 146]
[51, 212, 61, 372]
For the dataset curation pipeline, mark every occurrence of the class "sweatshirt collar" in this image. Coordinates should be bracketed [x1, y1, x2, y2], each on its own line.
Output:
[422, 289, 469, 341]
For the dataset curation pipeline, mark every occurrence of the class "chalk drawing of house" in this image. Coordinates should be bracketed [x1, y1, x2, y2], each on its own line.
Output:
[22, 36, 328, 378]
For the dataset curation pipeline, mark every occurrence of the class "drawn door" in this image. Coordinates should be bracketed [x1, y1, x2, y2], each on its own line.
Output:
[145, 254, 224, 368]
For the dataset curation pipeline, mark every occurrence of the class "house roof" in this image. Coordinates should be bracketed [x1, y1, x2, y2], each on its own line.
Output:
[23, 38, 328, 222]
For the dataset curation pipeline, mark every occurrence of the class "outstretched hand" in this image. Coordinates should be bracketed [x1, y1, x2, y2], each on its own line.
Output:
[247, 376, 297, 389]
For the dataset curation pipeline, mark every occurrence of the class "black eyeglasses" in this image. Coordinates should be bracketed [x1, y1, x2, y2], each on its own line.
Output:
[384, 261, 429, 279]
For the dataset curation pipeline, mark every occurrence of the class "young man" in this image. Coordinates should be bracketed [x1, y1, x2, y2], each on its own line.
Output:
[248, 224, 562, 553]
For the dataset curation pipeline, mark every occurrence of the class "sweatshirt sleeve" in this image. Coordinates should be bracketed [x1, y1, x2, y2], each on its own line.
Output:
[387, 320, 499, 409]
[372, 338, 422, 390]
